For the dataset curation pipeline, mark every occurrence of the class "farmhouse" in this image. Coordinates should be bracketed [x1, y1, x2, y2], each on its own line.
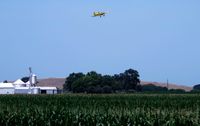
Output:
[0, 69, 58, 94]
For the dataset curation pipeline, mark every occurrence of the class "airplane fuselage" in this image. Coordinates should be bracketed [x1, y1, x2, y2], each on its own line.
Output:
[93, 12, 106, 17]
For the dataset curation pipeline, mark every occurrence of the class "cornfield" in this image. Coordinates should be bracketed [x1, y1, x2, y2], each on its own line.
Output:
[0, 94, 199, 126]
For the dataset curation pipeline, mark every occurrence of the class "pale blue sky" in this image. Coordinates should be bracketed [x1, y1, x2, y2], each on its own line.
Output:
[0, 1, 200, 86]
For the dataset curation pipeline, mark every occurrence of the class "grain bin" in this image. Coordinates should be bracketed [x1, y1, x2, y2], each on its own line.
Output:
[30, 74, 37, 86]
[32, 87, 40, 94]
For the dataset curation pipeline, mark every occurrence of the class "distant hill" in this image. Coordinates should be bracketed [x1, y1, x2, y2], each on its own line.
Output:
[37, 78, 192, 91]
[140, 81, 192, 92]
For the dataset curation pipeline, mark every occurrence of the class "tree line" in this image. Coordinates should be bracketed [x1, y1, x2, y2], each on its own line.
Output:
[63, 68, 193, 93]
[63, 69, 141, 93]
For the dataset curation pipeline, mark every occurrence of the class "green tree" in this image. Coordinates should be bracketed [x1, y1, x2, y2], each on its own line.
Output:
[64, 68, 141, 93]
[71, 77, 86, 93]
[101, 75, 114, 87]
[101, 75, 121, 92]
[21, 77, 30, 83]
[123, 69, 140, 90]
[71, 71, 102, 93]
[86, 71, 102, 87]
[193, 84, 200, 90]
[63, 72, 85, 91]
[142, 84, 167, 92]
[115, 69, 140, 91]
[3, 80, 8, 83]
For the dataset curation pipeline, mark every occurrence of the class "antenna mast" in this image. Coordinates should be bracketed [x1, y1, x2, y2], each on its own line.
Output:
[28, 67, 33, 94]
[29, 67, 32, 75]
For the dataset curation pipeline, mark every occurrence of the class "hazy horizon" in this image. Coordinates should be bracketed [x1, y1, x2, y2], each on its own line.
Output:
[0, 1, 200, 86]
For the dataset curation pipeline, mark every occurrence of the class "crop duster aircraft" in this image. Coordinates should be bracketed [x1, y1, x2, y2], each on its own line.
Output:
[92, 12, 106, 17]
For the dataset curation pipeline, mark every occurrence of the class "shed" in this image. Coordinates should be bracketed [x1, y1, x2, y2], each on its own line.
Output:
[39, 87, 57, 94]
[0, 83, 15, 94]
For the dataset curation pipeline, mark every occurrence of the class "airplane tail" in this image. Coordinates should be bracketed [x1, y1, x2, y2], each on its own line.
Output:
[92, 12, 97, 17]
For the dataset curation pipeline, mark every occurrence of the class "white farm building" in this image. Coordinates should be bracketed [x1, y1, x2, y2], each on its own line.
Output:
[0, 68, 58, 94]
[0, 83, 15, 94]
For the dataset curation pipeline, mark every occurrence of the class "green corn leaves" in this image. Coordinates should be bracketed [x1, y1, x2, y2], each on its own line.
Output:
[0, 94, 199, 126]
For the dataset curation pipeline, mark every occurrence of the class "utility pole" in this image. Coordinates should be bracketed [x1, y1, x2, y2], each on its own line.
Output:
[167, 79, 169, 90]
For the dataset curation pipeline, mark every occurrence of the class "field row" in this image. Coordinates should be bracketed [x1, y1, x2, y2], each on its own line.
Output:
[0, 94, 199, 125]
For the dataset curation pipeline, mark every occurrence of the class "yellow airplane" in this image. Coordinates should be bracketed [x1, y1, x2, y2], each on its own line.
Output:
[92, 12, 106, 17]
